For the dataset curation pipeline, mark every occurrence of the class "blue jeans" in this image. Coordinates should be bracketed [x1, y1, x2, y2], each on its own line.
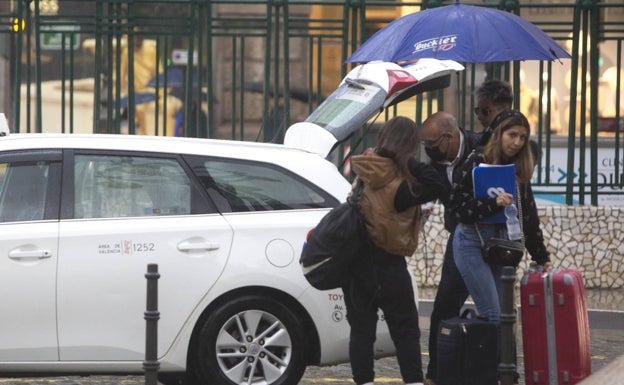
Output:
[453, 222, 505, 323]
[453, 223, 520, 382]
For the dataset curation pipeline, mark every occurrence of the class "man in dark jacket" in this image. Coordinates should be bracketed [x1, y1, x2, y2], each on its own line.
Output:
[418, 111, 481, 385]
[476, 79, 542, 163]
[474, 79, 514, 136]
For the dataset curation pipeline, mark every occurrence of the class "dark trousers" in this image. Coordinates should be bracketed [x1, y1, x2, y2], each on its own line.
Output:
[426, 235, 470, 382]
[343, 252, 424, 385]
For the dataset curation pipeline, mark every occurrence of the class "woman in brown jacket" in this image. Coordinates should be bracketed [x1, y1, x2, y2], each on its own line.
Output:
[344, 116, 446, 385]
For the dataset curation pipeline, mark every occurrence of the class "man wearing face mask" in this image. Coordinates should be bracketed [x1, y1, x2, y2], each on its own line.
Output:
[418, 111, 482, 385]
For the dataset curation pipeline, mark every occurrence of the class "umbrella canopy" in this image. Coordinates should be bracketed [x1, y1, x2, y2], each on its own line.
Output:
[147, 67, 199, 88]
[168, 86, 207, 102]
[346, 2, 571, 64]
[116, 91, 158, 109]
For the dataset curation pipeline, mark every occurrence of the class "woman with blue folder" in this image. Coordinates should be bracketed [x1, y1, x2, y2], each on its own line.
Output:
[449, 109, 552, 324]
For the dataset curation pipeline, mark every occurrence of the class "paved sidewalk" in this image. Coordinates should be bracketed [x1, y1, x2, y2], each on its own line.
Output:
[415, 285, 624, 384]
[300, 288, 624, 385]
[1, 287, 621, 385]
[302, 286, 624, 384]
[579, 353, 624, 385]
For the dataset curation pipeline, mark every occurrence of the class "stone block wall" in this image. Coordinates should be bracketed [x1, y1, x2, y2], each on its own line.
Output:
[411, 205, 624, 289]
[213, 4, 313, 131]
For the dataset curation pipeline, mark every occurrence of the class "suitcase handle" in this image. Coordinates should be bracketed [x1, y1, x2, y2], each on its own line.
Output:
[459, 308, 489, 322]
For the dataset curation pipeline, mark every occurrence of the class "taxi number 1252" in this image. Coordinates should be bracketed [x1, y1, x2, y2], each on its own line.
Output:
[132, 242, 155, 252]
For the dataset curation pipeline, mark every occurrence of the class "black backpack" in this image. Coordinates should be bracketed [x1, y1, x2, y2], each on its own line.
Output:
[299, 186, 366, 290]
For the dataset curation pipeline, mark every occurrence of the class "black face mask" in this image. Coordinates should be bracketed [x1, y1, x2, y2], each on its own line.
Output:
[425, 146, 447, 162]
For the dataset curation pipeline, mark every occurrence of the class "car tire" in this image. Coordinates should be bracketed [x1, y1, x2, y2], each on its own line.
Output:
[190, 294, 307, 385]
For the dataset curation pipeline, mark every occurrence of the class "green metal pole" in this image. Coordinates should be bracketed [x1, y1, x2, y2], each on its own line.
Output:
[589, 0, 599, 205]
[566, 1, 582, 205]
[34, 0, 42, 133]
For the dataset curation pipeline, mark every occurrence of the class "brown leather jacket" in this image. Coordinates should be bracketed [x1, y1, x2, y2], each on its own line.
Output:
[351, 152, 421, 257]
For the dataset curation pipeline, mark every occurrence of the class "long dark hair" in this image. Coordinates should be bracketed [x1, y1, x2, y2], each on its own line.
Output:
[483, 110, 534, 183]
[375, 116, 421, 190]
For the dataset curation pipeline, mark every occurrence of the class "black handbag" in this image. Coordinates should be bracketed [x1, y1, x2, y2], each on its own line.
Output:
[476, 188, 525, 267]
[483, 238, 524, 267]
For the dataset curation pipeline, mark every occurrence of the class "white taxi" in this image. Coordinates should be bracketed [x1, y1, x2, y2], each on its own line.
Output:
[0, 133, 368, 385]
[0, 59, 463, 385]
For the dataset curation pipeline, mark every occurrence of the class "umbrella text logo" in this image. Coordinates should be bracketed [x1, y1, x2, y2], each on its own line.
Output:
[413, 35, 457, 54]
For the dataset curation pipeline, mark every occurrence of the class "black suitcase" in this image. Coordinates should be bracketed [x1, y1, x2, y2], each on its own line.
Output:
[437, 309, 498, 385]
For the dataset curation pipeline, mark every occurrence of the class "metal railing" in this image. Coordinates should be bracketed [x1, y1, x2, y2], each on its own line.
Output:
[1, 0, 623, 205]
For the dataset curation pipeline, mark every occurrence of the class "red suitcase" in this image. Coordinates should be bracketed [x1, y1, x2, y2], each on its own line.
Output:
[520, 269, 591, 385]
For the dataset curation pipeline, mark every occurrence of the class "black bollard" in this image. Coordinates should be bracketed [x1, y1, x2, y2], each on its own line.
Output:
[499, 265, 517, 385]
[144, 263, 161, 385]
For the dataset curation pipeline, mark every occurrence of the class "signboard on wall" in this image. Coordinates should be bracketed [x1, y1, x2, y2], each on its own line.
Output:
[40, 25, 81, 50]
[533, 140, 624, 205]
[171, 49, 198, 65]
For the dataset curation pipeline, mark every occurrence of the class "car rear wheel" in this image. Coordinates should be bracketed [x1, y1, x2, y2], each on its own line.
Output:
[190, 295, 307, 385]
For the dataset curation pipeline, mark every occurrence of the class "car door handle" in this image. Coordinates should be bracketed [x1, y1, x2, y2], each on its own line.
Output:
[177, 240, 220, 252]
[9, 249, 52, 260]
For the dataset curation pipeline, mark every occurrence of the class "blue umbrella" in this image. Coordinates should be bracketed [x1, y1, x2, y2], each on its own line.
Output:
[116, 91, 158, 109]
[147, 67, 199, 88]
[147, 67, 184, 88]
[346, 2, 571, 64]
[168, 86, 207, 102]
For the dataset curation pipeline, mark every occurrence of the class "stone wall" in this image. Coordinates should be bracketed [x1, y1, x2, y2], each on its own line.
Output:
[213, 4, 313, 134]
[411, 205, 624, 289]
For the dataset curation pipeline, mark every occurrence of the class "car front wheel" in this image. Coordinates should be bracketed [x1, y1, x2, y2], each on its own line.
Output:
[190, 295, 307, 385]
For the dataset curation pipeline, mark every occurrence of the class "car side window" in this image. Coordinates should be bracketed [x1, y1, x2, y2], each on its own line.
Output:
[0, 161, 49, 222]
[74, 154, 192, 219]
[184, 155, 338, 212]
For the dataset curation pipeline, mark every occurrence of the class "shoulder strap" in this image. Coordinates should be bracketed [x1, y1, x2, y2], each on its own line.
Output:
[349, 177, 365, 204]
[517, 183, 525, 244]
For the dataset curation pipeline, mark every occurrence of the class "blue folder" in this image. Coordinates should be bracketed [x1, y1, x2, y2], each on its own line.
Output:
[472, 164, 517, 224]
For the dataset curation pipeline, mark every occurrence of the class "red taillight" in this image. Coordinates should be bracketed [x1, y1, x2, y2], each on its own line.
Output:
[386, 69, 417, 96]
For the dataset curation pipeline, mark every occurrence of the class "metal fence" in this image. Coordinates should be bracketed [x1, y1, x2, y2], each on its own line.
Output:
[1, 0, 623, 205]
